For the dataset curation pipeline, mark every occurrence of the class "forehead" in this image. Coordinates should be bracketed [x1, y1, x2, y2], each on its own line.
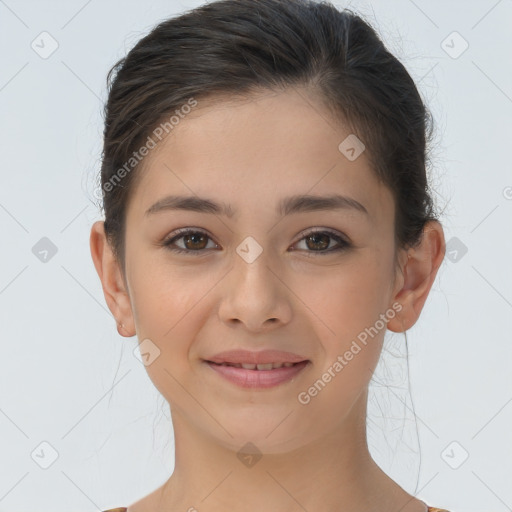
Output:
[127, 88, 394, 224]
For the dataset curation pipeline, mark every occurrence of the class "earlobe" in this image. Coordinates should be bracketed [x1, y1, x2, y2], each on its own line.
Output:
[89, 221, 136, 337]
[387, 221, 445, 333]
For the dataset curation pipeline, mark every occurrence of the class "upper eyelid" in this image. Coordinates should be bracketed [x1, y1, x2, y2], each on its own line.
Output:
[166, 227, 218, 244]
[295, 227, 348, 241]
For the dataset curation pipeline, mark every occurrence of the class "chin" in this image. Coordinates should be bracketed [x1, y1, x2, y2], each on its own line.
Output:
[211, 418, 309, 456]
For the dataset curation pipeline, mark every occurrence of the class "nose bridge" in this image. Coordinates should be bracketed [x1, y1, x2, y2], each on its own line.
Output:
[234, 237, 274, 295]
[218, 235, 292, 330]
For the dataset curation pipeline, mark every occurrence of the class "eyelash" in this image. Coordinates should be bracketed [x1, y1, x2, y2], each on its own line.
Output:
[161, 228, 351, 256]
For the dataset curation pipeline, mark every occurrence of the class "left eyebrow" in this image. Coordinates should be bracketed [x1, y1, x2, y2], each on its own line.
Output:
[144, 193, 369, 218]
[278, 193, 369, 217]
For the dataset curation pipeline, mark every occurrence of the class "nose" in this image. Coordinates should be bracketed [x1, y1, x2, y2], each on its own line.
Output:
[217, 244, 293, 332]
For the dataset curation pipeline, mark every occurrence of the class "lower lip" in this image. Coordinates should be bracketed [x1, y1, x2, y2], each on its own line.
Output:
[205, 361, 310, 388]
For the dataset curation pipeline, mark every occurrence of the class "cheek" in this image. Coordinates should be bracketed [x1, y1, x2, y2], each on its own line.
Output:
[293, 252, 394, 346]
[130, 258, 209, 335]
[127, 261, 218, 391]
[294, 264, 390, 428]
[292, 251, 393, 404]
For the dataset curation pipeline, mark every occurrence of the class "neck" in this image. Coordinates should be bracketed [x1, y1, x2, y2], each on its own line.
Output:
[153, 390, 426, 512]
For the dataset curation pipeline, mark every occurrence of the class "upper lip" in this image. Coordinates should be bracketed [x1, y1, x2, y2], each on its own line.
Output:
[205, 349, 309, 365]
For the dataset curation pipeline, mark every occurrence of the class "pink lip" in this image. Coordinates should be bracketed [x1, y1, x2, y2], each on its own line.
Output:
[205, 360, 310, 388]
[206, 349, 308, 365]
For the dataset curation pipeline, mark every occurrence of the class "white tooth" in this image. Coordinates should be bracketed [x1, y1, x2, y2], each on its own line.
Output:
[241, 363, 257, 370]
[282, 362, 294, 368]
[256, 363, 274, 370]
[272, 362, 285, 369]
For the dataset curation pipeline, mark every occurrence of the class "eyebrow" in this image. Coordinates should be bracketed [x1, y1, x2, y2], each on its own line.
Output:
[144, 193, 369, 218]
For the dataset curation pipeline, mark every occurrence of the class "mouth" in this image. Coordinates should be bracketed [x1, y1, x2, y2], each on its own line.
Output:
[203, 359, 310, 388]
[206, 361, 305, 370]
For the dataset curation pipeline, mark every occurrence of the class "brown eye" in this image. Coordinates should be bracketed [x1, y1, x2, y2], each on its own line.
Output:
[293, 229, 351, 255]
[163, 229, 218, 254]
[182, 232, 208, 250]
[304, 232, 330, 251]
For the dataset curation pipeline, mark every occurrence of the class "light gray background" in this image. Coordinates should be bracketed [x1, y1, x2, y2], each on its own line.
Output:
[1, 0, 511, 510]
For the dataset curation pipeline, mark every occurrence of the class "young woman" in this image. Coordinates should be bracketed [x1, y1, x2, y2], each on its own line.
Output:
[90, 0, 449, 510]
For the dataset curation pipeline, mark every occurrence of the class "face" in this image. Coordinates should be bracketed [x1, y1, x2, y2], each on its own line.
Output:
[112, 88, 406, 453]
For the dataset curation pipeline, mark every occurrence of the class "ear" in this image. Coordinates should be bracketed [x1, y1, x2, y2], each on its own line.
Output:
[387, 220, 445, 333]
[89, 220, 135, 337]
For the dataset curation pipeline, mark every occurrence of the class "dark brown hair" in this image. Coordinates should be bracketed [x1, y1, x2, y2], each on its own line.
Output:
[95, 0, 439, 275]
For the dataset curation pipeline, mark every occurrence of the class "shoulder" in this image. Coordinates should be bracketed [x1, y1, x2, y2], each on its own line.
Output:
[102, 505, 451, 512]
[102, 506, 452, 512]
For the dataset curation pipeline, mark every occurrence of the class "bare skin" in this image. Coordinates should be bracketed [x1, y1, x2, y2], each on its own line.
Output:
[90, 87, 445, 512]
